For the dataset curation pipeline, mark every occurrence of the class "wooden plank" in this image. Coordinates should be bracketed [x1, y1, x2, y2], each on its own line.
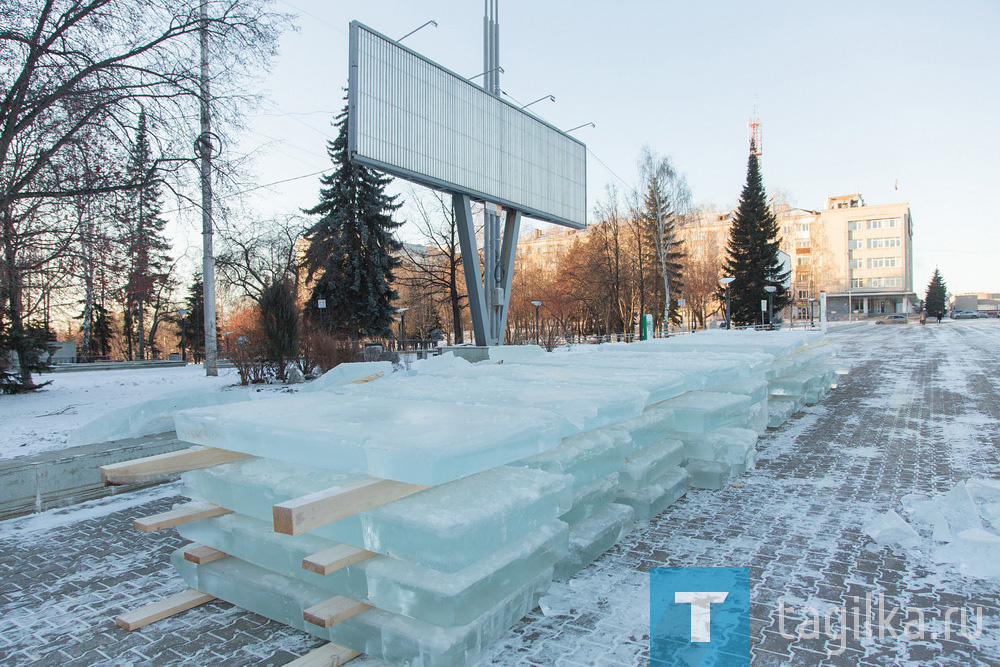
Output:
[115, 588, 215, 631]
[273, 478, 429, 536]
[349, 372, 384, 385]
[302, 544, 375, 576]
[100, 446, 250, 485]
[133, 502, 231, 533]
[183, 545, 228, 565]
[303, 595, 370, 629]
[283, 642, 361, 667]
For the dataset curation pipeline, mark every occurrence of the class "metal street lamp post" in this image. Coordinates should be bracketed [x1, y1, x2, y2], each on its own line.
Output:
[808, 298, 816, 328]
[176, 309, 190, 361]
[764, 286, 776, 329]
[396, 307, 409, 351]
[531, 301, 542, 345]
[720, 277, 735, 329]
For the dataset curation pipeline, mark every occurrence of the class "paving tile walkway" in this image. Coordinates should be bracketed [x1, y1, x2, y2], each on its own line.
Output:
[1, 321, 998, 666]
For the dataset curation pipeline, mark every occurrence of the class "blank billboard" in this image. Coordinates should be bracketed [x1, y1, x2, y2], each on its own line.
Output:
[348, 21, 587, 229]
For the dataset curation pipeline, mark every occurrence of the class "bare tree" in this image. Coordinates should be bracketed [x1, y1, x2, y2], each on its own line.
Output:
[0, 0, 285, 388]
[216, 215, 305, 304]
[398, 189, 468, 344]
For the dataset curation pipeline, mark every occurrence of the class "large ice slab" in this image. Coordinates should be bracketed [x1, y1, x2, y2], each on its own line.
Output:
[767, 396, 803, 428]
[419, 359, 685, 404]
[561, 473, 621, 526]
[554, 503, 635, 580]
[522, 352, 746, 392]
[618, 439, 684, 492]
[649, 392, 751, 433]
[684, 459, 732, 490]
[513, 427, 632, 488]
[174, 393, 571, 485]
[69, 387, 250, 445]
[178, 513, 567, 627]
[182, 458, 572, 572]
[172, 550, 552, 667]
[616, 467, 689, 520]
[710, 376, 769, 404]
[300, 361, 395, 392]
[326, 373, 647, 433]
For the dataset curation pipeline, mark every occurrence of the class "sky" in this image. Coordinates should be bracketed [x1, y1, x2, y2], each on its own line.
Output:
[194, 0, 1000, 295]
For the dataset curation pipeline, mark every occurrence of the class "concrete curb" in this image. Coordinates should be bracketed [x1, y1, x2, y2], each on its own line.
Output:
[0, 433, 189, 521]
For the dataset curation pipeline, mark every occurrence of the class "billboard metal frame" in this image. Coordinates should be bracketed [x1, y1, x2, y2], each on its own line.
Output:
[347, 20, 587, 230]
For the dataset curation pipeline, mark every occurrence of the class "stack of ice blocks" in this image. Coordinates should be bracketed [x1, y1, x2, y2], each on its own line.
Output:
[156, 332, 837, 665]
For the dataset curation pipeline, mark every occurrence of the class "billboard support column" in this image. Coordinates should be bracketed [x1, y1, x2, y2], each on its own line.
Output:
[455, 194, 489, 346]
[497, 207, 521, 340]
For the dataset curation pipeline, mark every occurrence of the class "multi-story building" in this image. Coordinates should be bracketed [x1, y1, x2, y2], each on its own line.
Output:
[948, 293, 1000, 315]
[680, 194, 916, 321]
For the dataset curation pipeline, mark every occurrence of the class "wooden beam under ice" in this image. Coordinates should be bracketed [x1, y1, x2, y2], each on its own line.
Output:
[273, 478, 428, 536]
[133, 502, 231, 533]
[115, 588, 215, 631]
[283, 641, 361, 666]
[303, 595, 370, 629]
[302, 544, 375, 576]
[100, 446, 250, 485]
[183, 545, 229, 565]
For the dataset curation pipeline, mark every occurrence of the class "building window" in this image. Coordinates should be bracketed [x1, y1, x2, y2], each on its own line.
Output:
[849, 259, 863, 269]
[848, 221, 863, 231]
[848, 240, 862, 250]
[868, 257, 900, 269]
[869, 237, 902, 248]
[796, 240, 811, 249]
[851, 278, 864, 288]
[797, 290, 809, 299]
[797, 257, 812, 266]
[796, 223, 810, 233]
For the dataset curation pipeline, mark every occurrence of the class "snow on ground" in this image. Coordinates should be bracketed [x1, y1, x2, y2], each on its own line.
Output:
[0, 365, 244, 459]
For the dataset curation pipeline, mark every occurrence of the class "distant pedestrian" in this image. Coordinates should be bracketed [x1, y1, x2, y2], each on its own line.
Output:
[936, 312, 943, 324]
[920, 310, 927, 325]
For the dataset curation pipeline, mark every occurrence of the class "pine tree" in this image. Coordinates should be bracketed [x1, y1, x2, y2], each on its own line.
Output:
[180, 273, 206, 363]
[121, 111, 172, 359]
[76, 301, 114, 359]
[258, 278, 299, 381]
[721, 145, 790, 325]
[924, 269, 947, 318]
[302, 103, 403, 339]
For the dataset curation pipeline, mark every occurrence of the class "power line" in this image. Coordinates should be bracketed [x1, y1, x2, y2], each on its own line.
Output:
[163, 167, 331, 216]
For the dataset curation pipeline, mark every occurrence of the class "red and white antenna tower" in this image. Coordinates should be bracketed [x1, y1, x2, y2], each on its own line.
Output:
[748, 97, 762, 157]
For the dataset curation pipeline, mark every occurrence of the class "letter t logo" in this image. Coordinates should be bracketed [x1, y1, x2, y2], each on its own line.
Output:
[674, 591, 729, 642]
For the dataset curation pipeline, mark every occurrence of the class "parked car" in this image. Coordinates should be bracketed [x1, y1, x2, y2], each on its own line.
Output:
[876, 314, 909, 324]
[952, 310, 979, 320]
[976, 312, 990, 319]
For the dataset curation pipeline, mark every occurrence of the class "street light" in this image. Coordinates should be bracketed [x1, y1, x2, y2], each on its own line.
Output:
[396, 307, 409, 351]
[720, 277, 735, 329]
[808, 298, 816, 328]
[764, 286, 776, 329]
[176, 309, 190, 361]
[222, 330, 233, 360]
[531, 301, 542, 345]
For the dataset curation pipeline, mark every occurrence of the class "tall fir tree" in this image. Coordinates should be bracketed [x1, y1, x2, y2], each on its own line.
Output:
[720, 144, 790, 325]
[121, 111, 172, 359]
[924, 268, 947, 317]
[180, 273, 206, 363]
[302, 103, 403, 338]
[258, 278, 299, 381]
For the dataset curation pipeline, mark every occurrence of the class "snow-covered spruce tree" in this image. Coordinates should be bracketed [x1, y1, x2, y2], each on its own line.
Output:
[720, 144, 790, 325]
[924, 268, 947, 317]
[637, 151, 687, 328]
[121, 111, 172, 359]
[302, 104, 403, 339]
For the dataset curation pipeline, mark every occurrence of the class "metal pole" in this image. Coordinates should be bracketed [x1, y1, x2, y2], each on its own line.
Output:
[726, 285, 731, 329]
[810, 301, 815, 327]
[768, 294, 773, 324]
[400, 312, 406, 350]
[535, 305, 540, 345]
[198, 1, 218, 376]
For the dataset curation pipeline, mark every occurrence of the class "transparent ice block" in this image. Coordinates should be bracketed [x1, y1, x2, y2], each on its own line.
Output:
[684, 459, 732, 490]
[560, 473, 621, 526]
[299, 361, 395, 392]
[553, 503, 635, 580]
[616, 467, 689, 520]
[174, 393, 572, 485]
[618, 439, 684, 492]
[177, 513, 567, 627]
[648, 392, 751, 433]
[172, 550, 553, 667]
[767, 396, 803, 428]
[863, 510, 921, 549]
[513, 426, 632, 488]
[182, 459, 572, 573]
